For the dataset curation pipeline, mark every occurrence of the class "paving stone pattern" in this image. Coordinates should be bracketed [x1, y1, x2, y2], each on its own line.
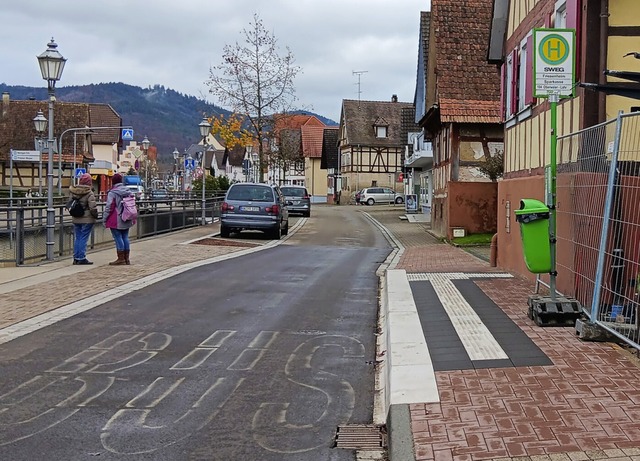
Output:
[3, 209, 640, 461]
[368, 210, 640, 461]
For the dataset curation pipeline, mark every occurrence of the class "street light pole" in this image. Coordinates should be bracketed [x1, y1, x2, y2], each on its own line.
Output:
[172, 148, 179, 191]
[142, 135, 150, 195]
[198, 117, 212, 225]
[37, 38, 66, 261]
[33, 110, 47, 196]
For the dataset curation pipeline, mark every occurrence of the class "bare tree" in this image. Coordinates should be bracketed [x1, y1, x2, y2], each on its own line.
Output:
[274, 129, 303, 184]
[206, 14, 301, 182]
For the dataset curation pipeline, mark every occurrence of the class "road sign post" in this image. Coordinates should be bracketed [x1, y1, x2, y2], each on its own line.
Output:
[532, 29, 575, 302]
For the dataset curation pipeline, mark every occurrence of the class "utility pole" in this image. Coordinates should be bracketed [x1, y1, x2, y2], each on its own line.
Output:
[352, 70, 368, 102]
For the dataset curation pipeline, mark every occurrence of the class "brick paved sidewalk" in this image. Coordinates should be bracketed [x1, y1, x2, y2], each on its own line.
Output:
[0, 225, 255, 329]
[368, 209, 640, 461]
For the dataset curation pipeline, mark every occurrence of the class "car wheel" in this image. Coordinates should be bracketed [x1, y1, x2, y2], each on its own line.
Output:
[271, 224, 282, 240]
[395, 196, 404, 204]
[220, 225, 230, 238]
[366, 198, 375, 206]
[304, 211, 310, 217]
[282, 220, 289, 236]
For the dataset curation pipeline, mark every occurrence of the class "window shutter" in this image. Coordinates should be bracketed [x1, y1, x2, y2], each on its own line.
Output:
[510, 49, 518, 115]
[525, 35, 535, 105]
[500, 63, 506, 122]
[566, 0, 581, 82]
[566, 0, 579, 29]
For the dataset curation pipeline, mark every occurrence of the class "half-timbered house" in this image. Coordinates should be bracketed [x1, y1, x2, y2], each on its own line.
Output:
[1, 93, 122, 198]
[416, 0, 503, 239]
[338, 97, 417, 197]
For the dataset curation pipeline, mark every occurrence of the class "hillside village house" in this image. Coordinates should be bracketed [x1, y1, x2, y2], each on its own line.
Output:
[407, 11, 435, 217]
[269, 114, 328, 201]
[219, 144, 247, 182]
[488, 0, 640, 287]
[1, 93, 122, 198]
[415, 0, 504, 240]
[338, 97, 418, 199]
[321, 127, 340, 203]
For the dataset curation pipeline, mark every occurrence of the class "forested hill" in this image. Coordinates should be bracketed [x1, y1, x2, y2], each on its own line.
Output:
[0, 82, 337, 163]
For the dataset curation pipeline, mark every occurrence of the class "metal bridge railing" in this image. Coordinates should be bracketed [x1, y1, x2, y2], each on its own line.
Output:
[0, 194, 224, 266]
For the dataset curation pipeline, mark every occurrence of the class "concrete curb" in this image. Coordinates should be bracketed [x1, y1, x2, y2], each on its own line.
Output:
[366, 211, 442, 460]
[388, 404, 416, 461]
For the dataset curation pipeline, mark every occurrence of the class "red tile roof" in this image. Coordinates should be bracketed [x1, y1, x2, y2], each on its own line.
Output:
[301, 125, 325, 158]
[439, 98, 501, 123]
[273, 114, 325, 131]
[432, 0, 500, 121]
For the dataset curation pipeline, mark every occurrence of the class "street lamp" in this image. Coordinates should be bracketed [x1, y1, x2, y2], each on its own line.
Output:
[173, 148, 180, 191]
[245, 145, 252, 183]
[37, 38, 66, 261]
[198, 117, 212, 225]
[142, 135, 150, 194]
[33, 110, 47, 196]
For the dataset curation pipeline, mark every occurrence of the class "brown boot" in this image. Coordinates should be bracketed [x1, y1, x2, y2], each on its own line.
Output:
[124, 250, 130, 265]
[109, 250, 127, 265]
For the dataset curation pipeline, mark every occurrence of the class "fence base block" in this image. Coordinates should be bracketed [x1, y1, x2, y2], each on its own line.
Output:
[528, 295, 583, 327]
[575, 319, 621, 342]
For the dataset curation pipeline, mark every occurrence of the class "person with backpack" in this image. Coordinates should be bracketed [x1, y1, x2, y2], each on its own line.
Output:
[103, 173, 135, 265]
[68, 173, 99, 265]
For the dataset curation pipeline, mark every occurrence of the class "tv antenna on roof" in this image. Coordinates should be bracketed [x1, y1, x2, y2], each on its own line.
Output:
[352, 70, 368, 102]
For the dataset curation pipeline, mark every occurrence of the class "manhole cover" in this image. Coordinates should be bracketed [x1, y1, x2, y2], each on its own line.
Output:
[334, 424, 387, 450]
[191, 238, 258, 248]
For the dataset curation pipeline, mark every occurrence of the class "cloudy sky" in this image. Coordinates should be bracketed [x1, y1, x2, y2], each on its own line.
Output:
[1, 0, 430, 123]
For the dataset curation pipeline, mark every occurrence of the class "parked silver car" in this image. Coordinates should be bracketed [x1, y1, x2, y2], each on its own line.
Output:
[360, 187, 404, 205]
[280, 185, 311, 217]
[220, 183, 289, 239]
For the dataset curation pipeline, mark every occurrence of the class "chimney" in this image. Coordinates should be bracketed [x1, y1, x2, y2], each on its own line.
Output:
[391, 94, 398, 103]
[2, 92, 8, 117]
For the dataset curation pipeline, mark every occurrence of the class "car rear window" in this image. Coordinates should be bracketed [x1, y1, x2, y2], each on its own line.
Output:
[281, 187, 306, 197]
[227, 185, 274, 202]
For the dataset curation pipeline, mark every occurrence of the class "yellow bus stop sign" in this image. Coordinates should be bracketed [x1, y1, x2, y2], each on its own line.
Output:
[533, 29, 575, 98]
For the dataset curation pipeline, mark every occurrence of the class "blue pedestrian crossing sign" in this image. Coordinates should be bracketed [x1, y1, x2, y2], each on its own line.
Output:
[122, 128, 134, 141]
[75, 168, 87, 178]
[184, 157, 196, 170]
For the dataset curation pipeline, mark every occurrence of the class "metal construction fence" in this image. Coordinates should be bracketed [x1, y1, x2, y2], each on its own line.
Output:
[554, 111, 640, 348]
[0, 195, 224, 266]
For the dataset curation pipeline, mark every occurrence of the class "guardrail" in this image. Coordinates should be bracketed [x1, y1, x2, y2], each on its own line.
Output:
[0, 194, 224, 266]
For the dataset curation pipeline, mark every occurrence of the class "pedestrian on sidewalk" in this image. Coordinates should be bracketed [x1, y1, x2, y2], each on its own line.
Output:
[69, 173, 99, 265]
[103, 173, 134, 265]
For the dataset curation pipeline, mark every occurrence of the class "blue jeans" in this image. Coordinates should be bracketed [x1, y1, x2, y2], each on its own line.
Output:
[110, 228, 130, 251]
[73, 223, 94, 260]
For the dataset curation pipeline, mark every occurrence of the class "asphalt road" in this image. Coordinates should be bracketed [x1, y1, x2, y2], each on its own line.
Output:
[0, 206, 392, 460]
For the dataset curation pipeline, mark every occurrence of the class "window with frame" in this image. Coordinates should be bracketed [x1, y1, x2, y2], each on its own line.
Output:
[554, 0, 580, 79]
[555, 0, 567, 28]
[375, 125, 388, 138]
[505, 51, 515, 118]
[503, 34, 534, 120]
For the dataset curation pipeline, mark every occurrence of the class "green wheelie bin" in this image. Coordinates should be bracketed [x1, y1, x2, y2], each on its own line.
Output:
[514, 199, 551, 273]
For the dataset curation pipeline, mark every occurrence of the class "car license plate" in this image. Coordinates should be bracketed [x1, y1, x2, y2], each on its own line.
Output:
[241, 206, 260, 212]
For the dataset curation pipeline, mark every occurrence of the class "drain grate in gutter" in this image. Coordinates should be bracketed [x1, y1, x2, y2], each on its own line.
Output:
[334, 424, 387, 450]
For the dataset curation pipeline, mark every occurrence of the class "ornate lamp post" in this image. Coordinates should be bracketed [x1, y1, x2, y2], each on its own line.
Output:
[37, 38, 66, 261]
[172, 148, 180, 191]
[32, 110, 47, 196]
[198, 117, 211, 226]
[142, 135, 150, 194]
[245, 145, 252, 183]
[198, 117, 212, 225]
